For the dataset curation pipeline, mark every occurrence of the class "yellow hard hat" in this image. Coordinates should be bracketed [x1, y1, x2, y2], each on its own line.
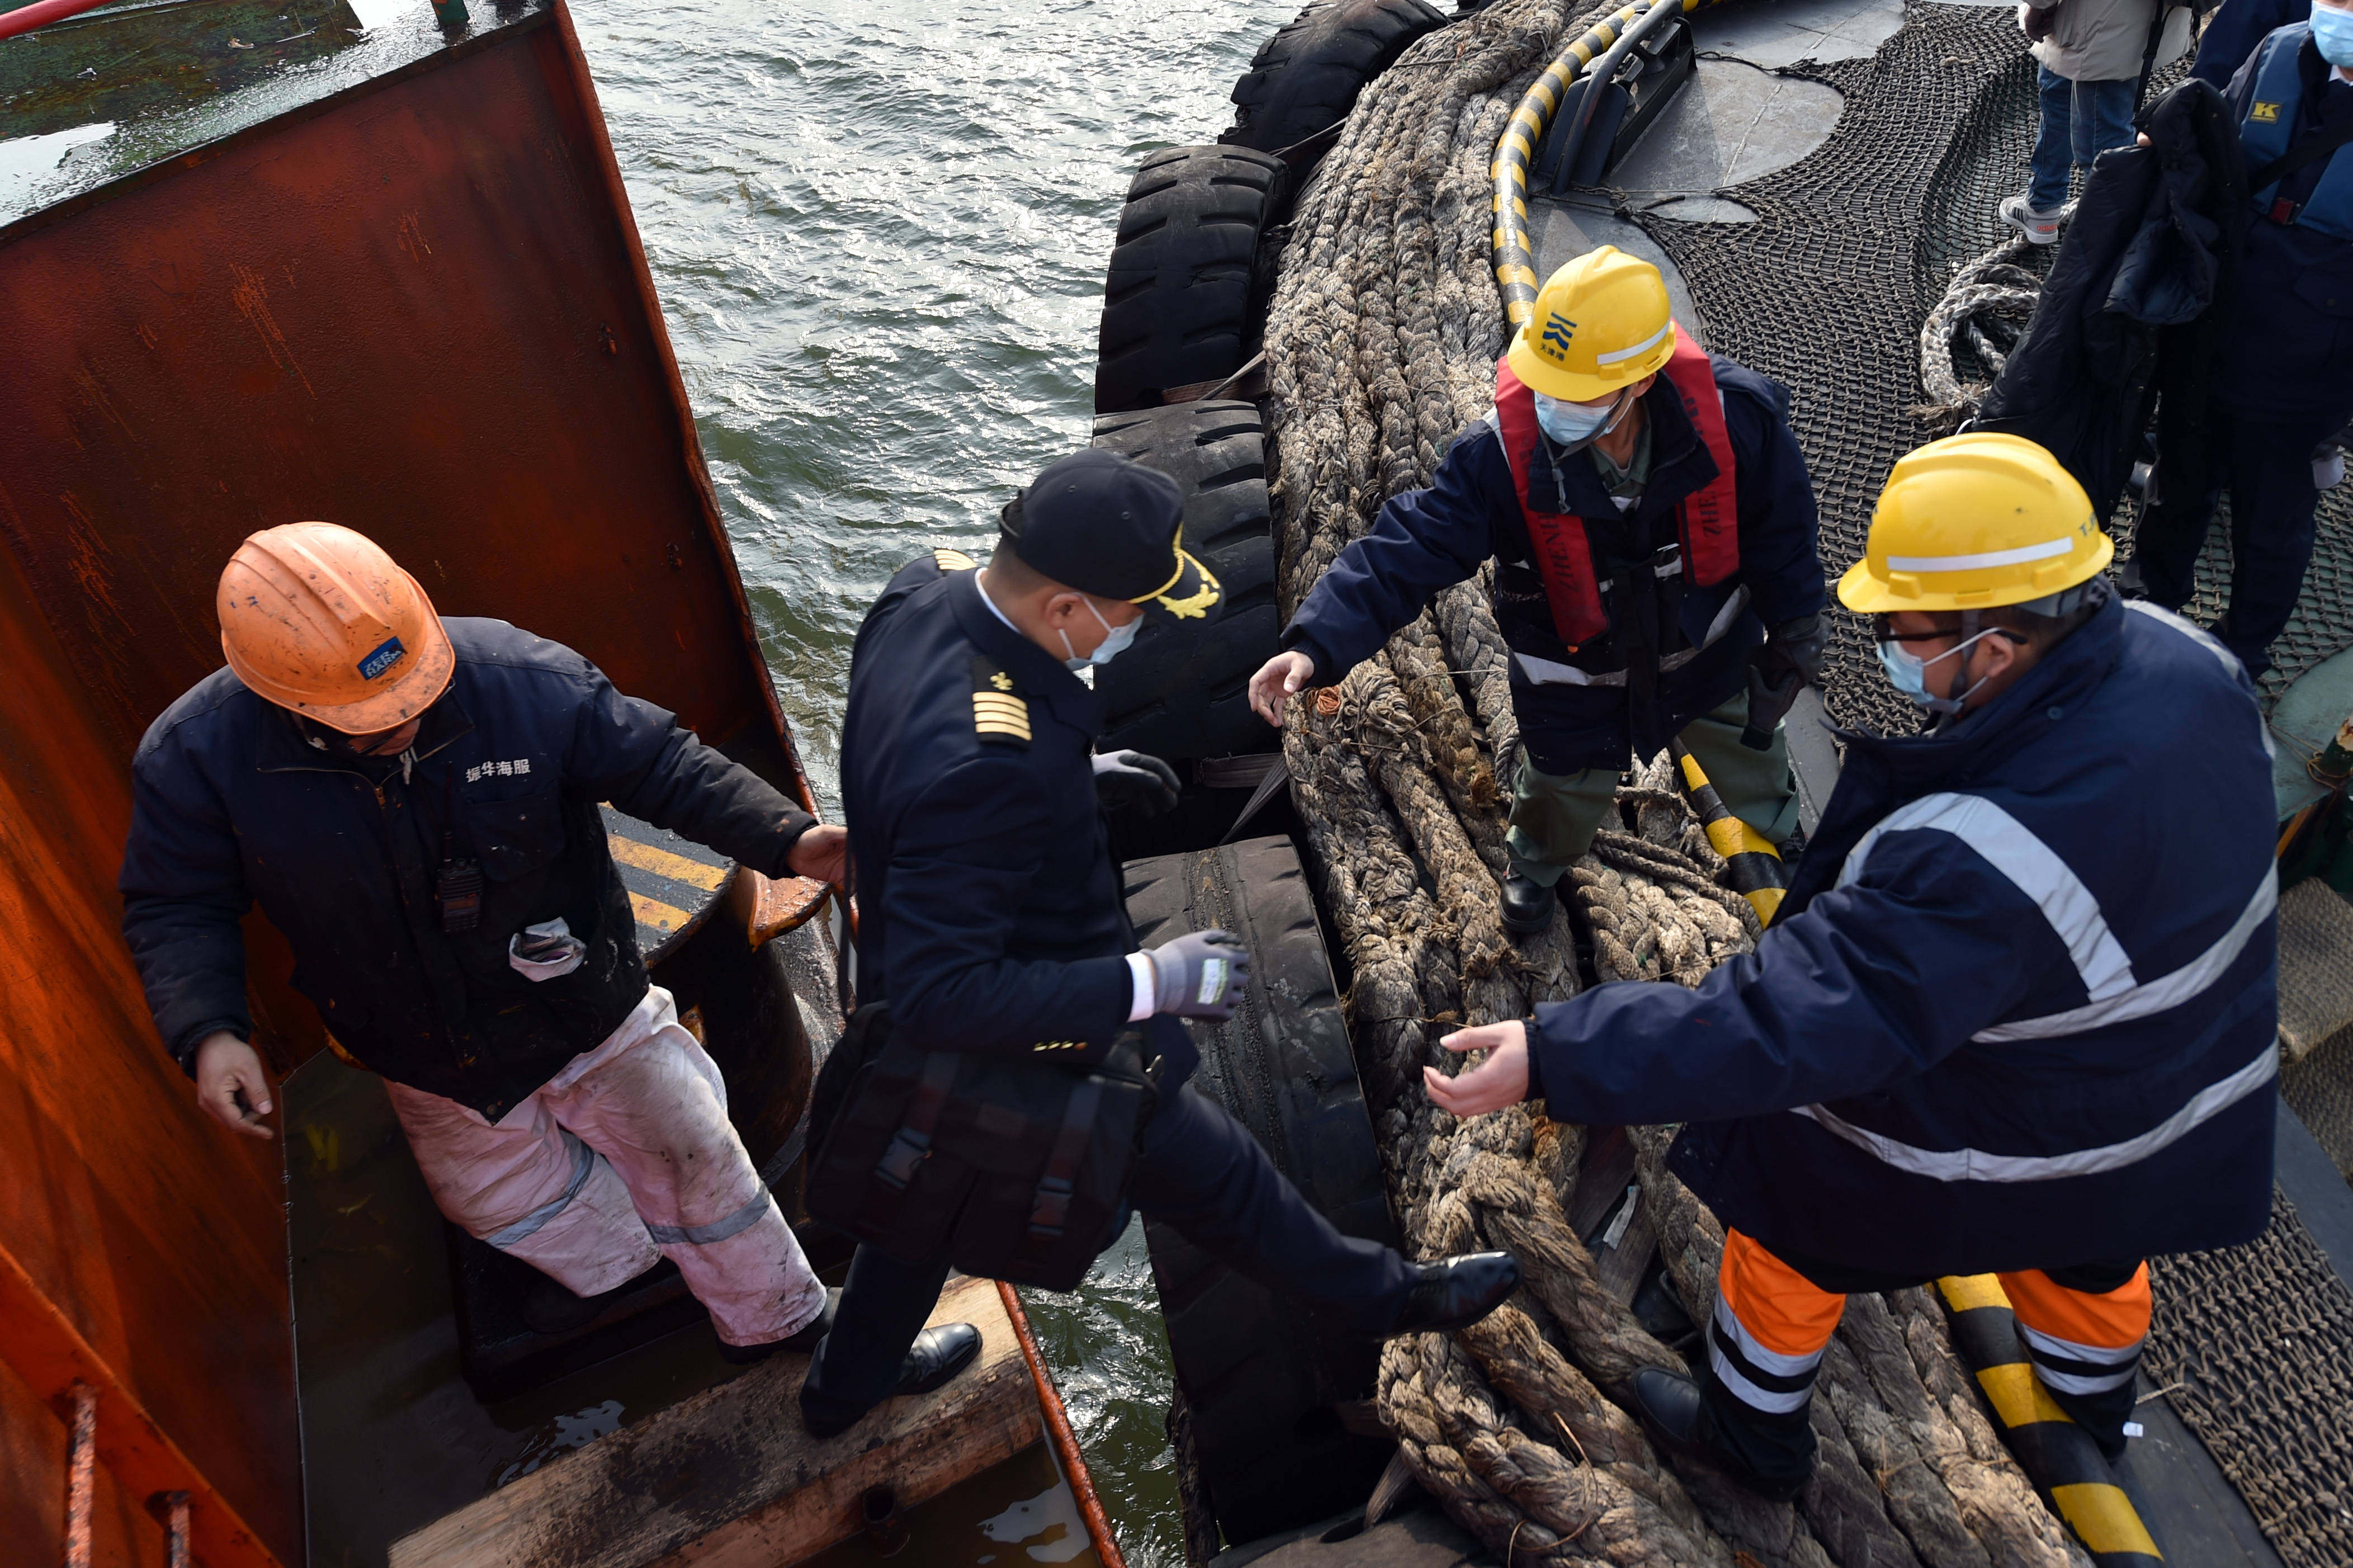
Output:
[1839, 433, 2111, 613]
[218, 522, 456, 733]
[1504, 246, 1676, 402]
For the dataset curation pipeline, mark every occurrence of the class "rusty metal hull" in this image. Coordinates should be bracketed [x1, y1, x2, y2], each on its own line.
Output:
[0, 4, 813, 1560]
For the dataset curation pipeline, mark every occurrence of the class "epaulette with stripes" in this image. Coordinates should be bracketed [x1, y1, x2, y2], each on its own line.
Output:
[933, 547, 977, 573]
[970, 655, 1030, 746]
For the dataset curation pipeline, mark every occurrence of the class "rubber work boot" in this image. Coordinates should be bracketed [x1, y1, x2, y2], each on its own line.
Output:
[522, 1273, 625, 1336]
[1998, 193, 2063, 245]
[1383, 1252, 1522, 1336]
[716, 1287, 842, 1365]
[1500, 872, 1557, 937]
[1631, 1368, 1808, 1503]
[802, 1324, 985, 1439]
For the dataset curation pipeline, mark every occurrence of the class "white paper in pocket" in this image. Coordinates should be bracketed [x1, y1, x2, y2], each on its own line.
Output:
[509, 917, 587, 981]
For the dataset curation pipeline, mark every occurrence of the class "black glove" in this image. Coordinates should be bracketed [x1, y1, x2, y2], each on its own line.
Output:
[1741, 613, 1825, 750]
[1093, 750, 1181, 815]
[1145, 929, 1252, 1020]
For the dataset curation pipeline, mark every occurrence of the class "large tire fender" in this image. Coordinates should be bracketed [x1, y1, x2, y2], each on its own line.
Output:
[1089, 401, 1277, 762]
[1222, 0, 1449, 157]
[1126, 837, 1396, 1546]
[1094, 146, 1283, 415]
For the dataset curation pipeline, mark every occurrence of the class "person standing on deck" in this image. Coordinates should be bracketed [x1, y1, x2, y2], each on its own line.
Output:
[2129, 2, 2353, 676]
[1424, 435, 2279, 1500]
[1246, 247, 1826, 938]
[800, 449, 1520, 1439]
[119, 523, 978, 1382]
[2002, 0, 2158, 244]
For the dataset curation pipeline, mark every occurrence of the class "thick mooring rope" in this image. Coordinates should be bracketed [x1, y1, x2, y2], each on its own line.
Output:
[1262, 3, 2091, 1562]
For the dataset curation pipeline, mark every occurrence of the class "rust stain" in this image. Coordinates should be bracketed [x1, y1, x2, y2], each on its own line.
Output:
[229, 263, 315, 398]
[70, 367, 135, 443]
[396, 211, 432, 263]
[56, 493, 123, 622]
[136, 324, 160, 351]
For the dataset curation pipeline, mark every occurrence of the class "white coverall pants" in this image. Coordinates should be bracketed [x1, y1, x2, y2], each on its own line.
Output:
[382, 986, 826, 1346]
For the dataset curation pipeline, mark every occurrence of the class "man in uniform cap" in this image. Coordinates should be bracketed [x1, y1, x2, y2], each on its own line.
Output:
[802, 447, 1522, 1438]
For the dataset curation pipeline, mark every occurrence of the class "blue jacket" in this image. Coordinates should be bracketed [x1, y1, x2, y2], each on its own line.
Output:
[2212, 26, 2353, 413]
[841, 555, 1195, 1081]
[1281, 356, 1824, 773]
[2190, 0, 2306, 87]
[119, 618, 816, 1120]
[1524, 595, 2279, 1276]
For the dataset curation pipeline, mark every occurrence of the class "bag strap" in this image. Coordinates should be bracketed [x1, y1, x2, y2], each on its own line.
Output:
[2249, 115, 2353, 199]
[1010, 1076, 1104, 1271]
[857, 1050, 961, 1233]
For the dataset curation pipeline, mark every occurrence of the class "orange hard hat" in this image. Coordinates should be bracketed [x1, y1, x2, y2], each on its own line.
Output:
[217, 522, 455, 734]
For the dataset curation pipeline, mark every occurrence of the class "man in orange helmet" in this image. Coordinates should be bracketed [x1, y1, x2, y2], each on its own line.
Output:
[119, 523, 977, 1391]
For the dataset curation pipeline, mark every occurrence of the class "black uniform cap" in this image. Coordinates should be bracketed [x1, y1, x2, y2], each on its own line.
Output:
[1000, 449, 1222, 620]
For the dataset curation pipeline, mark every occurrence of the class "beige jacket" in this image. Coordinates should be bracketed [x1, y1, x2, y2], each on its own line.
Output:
[2022, 0, 2160, 81]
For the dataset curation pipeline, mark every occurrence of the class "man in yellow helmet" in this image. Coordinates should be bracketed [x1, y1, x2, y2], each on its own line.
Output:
[1423, 434, 2280, 1499]
[118, 524, 981, 1391]
[1248, 247, 1826, 935]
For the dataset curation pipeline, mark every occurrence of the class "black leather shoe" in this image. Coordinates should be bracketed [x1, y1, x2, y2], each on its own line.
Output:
[1500, 873, 1557, 937]
[1631, 1368, 1807, 1503]
[802, 1322, 985, 1439]
[1383, 1251, 1520, 1336]
[716, 1287, 841, 1365]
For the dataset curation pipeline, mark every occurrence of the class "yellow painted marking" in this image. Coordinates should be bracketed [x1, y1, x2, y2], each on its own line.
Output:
[1744, 886, 1785, 925]
[1705, 815, 1782, 862]
[2049, 1485, 2162, 1558]
[1494, 228, 1509, 251]
[1506, 303, 1534, 326]
[631, 891, 693, 934]
[1511, 105, 1544, 133]
[1570, 40, 1596, 63]
[1501, 265, 1537, 287]
[1504, 128, 1533, 161]
[1529, 78, 1558, 111]
[1510, 195, 1527, 217]
[1938, 1274, 2011, 1314]
[1976, 1362, 2075, 1430]
[1502, 163, 1526, 186]
[608, 834, 730, 892]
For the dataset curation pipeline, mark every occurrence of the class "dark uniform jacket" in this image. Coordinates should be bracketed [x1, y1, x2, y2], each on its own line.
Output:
[841, 554, 1193, 1083]
[2191, 0, 2307, 87]
[1523, 596, 2279, 1279]
[120, 617, 816, 1121]
[1280, 356, 1823, 773]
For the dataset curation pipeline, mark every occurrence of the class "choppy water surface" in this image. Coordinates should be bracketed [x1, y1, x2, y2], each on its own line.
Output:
[569, 2, 1297, 1560]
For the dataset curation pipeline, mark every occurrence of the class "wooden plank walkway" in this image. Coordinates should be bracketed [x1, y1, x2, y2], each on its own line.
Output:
[390, 1274, 1041, 1568]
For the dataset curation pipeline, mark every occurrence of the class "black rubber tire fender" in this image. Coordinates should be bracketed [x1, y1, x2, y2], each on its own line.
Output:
[1221, 0, 1449, 156]
[1094, 145, 1283, 416]
[1088, 400, 1278, 763]
[1124, 837, 1396, 1547]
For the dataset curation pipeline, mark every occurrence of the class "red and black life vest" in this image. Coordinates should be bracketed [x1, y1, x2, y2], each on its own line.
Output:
[1492, 323, 1738, 648]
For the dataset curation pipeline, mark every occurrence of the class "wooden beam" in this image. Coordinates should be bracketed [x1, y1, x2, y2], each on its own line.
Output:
[0, 1243, 282, 1568]
[389, 1273, 1043, 1568]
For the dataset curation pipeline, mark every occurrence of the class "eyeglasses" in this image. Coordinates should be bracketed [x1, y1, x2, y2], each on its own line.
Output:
[1870, 614, 2029, 648]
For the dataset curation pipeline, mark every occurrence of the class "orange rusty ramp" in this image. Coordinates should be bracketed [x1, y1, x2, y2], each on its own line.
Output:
[386, 1274, 1046, 1568]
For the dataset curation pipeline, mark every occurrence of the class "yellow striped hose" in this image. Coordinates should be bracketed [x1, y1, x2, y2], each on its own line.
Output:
[1491, 0, 1726, 325]
[1669, 739, 1787, 925]
[1937, 1277, 2165, 1566]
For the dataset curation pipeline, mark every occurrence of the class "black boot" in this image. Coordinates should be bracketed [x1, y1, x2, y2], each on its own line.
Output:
[522, 1273, 625, 1336]
[1631, 1368, 1811, 1503]
[802, 1323, 984, 1439]
[1382, 1252, 1520, 1336]
[716, 1287, 842, 1365]
[1500, 872, 1557, 937]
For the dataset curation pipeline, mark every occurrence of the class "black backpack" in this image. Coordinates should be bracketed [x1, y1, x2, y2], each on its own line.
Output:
[806, 1002, 1160, 1291]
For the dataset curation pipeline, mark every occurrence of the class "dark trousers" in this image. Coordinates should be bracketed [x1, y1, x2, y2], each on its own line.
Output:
[2135, 402, 2351, 677]
[800, 1081, 1414, 1427]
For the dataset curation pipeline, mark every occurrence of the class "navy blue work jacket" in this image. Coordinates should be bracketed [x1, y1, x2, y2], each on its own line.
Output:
[2191, 0, 2306, 86]
[840, 555, 1194, 1082]
[2212, 26, 2353, 414]
[120, 618, 816, 1121]
[1281, 355, 1823, 773]
[1524, 595, 2279, 1277]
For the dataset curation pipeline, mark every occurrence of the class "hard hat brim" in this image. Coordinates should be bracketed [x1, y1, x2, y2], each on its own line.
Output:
[222, 570, 457, 734]
[1836, 533, 2115, 614]
[1505, 330, 1670, 402]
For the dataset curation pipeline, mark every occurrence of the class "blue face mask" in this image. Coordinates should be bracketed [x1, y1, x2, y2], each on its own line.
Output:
[2311, 4, 2353, 68]
[1532, 389, 1630, 449]
[1061, 598, 1140, 669]
[1877, 627, 2000, 712]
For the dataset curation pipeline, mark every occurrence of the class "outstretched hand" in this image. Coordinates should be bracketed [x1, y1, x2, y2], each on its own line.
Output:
[1246, 650, 1316, 726]
[788, 822, 849, 886]
[1423, 1021, 1530, 1118]
[195, 1032, 276, 1140]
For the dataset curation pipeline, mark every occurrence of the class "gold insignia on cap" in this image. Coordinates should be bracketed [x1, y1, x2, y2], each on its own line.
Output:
[1142, 548, 1222, 620]
[971, 656, 1030, 745]
[933, 547, 977, 572]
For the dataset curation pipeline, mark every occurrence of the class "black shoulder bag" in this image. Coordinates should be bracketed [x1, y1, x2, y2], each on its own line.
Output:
[805, 1002, 1159, 1292]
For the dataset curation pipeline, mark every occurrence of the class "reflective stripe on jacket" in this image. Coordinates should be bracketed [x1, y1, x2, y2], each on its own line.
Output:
[1524, 593, 2278, 1276]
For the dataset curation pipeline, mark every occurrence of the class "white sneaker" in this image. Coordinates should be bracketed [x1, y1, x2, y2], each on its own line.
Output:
[1999, 193, 2063, 245]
